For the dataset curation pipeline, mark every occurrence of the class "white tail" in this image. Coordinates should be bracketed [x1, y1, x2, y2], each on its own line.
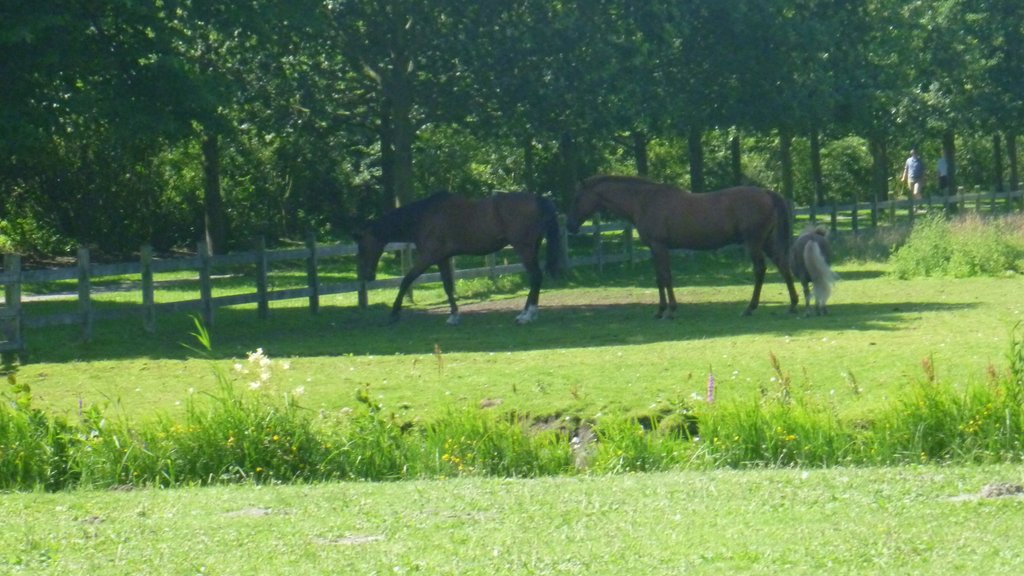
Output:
[804, 240, 838, 309]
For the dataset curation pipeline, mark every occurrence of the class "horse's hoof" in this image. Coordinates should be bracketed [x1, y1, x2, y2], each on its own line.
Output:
[515, 306, 538, 324]
[446, 314, 461, 326]
[387, 314, 401, 325]
[741, 309, 754, 317]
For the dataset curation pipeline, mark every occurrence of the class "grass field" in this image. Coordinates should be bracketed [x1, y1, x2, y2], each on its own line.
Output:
[5, 220, 1024, 573]
[2, 465, 1023, 574]
[14, 249, 1024, 427]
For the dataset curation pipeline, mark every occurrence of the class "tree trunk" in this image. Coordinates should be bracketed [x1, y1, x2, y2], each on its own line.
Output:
[387, 72, 415, 207]
[942, 130, 957, 213]
[687, 126, 705, 193]
[779, 127, 794, 202]
[201, 130, 228, 255]
[379, 99, 396, 210]
[868, 134, 889, 203]
[632, 130, 649, 177]
[523, 135, 537, 191]
[993, 133, 1005, 193]
[810, 128, 824, 206]
[559, 131, 579, 207]
[1007, 132, 1019, 193]
[730, 131, 742, 186]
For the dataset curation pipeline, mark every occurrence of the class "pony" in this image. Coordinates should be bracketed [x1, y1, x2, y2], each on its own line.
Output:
[353, 191, 562, 325]
[789, 225, 838, 316]
[566, 175, 798, 318]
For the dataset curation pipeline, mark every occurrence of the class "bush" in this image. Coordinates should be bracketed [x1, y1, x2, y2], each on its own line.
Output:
[890, 213, 1024, 278]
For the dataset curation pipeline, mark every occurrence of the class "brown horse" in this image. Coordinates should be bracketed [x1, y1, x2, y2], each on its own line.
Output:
[566, 175, 798, 318]
[354, 191, 562, 325]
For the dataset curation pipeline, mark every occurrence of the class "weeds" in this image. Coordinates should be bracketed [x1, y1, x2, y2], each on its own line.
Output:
[890, 213, 1024, 278]
[5, 326, 1024, 490]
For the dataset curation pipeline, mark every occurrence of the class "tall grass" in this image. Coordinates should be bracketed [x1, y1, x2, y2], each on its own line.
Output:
[889, 213, 1024, 278]
[4, 323, 1024, 490]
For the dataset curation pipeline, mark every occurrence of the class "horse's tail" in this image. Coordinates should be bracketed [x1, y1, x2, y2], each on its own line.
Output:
[804, 239, 838, 304]
[770, 191, 794, 262]
[537, 195, 564, 278]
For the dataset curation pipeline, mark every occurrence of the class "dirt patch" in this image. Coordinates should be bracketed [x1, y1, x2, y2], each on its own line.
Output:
[313, 534, 385, 546]
[949, 482, 1024, 502]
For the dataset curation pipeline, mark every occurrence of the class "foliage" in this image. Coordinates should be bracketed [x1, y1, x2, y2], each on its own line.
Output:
[7, 323, 1024, 490]
[2, 1, 1022, 256]
[889, 213, 1024, 278]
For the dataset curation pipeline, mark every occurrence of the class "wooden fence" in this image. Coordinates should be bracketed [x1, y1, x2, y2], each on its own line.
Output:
[1, 189, 1021, 355]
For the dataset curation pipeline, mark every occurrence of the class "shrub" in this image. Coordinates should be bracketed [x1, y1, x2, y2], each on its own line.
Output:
[890, 213, 1024, 278]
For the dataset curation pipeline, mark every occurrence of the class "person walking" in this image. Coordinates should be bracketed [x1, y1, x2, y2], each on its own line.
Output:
[900, 148, 924, 201]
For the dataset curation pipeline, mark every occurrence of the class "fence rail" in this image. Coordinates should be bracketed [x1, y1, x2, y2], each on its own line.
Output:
[2, 189, 1021, 354]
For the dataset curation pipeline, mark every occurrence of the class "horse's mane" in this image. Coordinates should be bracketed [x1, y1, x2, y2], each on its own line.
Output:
[370, 191, 452, 241]
[800, 224, 829, 238]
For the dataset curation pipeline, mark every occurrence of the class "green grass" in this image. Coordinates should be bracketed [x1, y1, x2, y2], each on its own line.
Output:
[4, 227, 1024, 488]
[2, 466, 1023, 575]
[15, 251, 1023, 428]
[5, 220, 1024, 572]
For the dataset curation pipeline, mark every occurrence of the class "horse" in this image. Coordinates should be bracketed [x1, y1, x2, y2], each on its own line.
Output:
[353, 191, 563, 325]
[565, 175, 798, 319]
[789, 225, 838, 316]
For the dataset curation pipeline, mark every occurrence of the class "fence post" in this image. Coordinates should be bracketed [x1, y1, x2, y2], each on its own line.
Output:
[486, 252, 497, 281]
[77, 246, 93, 342]
[592, 213, 604, 272]
[198, 241, 214, 327]
[305, 230, 319, 314]
[851, 202, 859, 235]
[870, 196, 878, 228]
[141, 245, 156, 333]
[1, 254, 23, 359]
[829, 200, 838, 233]
[255, 236, 269, 319]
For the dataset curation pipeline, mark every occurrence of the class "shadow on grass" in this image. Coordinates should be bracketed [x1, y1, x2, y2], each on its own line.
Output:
[18, 286, 975, 364]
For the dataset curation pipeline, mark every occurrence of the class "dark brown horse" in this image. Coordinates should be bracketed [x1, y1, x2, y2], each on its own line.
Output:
[566, 175, 798, 318]
[354, 191, 562, 325]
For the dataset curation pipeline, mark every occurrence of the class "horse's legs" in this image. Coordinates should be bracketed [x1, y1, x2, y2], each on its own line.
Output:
[744, 249, 767, 316]
[514, 241, 543, 324]
[438, 257, 461, 325]
[651, 245, 676, 319]
[765, 237, 800, 313]
[389, 259, 435, 323]
[801, 279, 812, 316]
[772, 256, 799, 314]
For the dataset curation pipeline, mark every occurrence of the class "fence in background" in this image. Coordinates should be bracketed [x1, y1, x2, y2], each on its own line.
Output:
[2, 189, 1021, 354]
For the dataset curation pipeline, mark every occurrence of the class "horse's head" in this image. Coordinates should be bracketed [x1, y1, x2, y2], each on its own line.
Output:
[565, 186, 597, 234]
[352, 227, 385, 282]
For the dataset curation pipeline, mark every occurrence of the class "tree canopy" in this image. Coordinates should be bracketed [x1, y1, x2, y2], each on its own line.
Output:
[2, 0, 1021, 257]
